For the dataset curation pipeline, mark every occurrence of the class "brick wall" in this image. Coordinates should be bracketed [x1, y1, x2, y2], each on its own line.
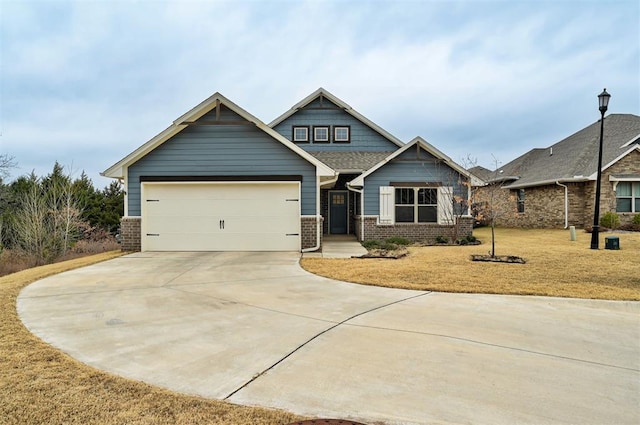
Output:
[120, 217, 141, 252]
[301, 216, 323, 250]
[474, 150, 640, 229]
[355, 216, 473, 243]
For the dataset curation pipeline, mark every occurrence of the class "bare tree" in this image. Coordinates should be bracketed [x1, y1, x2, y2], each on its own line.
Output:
[13, 164, 84, 264]
[0, 154, 16, 180]
[468, 156, 517, 258]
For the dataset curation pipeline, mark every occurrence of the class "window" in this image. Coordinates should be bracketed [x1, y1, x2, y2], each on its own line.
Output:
[313, 126, 329, 143]
[333, 126, 350, 143]
[616, 182, 640, 213]
[395, 188, 438, 223]
[293, 126, 309, 142]
[517, 189, 525, 213]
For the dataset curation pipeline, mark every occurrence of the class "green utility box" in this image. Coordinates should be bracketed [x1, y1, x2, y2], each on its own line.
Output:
[605, 236, 620, 250]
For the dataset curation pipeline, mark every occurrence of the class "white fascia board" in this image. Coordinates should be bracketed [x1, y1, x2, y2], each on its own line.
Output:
[101, 124, 186, 179]
[268, 87, 405, 148]
[620, 133, 640, 148]
[102, 92, 335, 179]
[504, 177, 589, 189]
[253, 121, 335, 177]
[588, 145, 640, 180]
[350, 136, 472, 187]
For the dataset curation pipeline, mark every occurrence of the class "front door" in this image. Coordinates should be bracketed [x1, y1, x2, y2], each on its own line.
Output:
[329, 191, 348, 234]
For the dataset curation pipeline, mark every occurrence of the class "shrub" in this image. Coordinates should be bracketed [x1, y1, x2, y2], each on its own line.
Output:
[385, 237, 410, 246]
[435, 235, 448, 244]
[634, 214, 640, 225]
[600, 211, 620, 229]
[362, 240, 381, 249]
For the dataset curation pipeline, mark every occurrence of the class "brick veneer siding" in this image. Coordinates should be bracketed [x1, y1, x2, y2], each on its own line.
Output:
[474, 149, 640, 229]
[355, 216, 473, 243]
[301, 216, 323, 250]
[120, 217, 141, 252]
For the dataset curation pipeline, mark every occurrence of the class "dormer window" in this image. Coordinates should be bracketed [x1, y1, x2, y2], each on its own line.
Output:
[334, 126, 350, 143]
[293, 126, 309, 143]
[313, 126, 329, 143]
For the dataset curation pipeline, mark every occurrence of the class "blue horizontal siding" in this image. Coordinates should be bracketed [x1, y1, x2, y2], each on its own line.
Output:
[363, 148, 468, 215]
[273, 98, 400, 152]
[128, 123, 316, 216]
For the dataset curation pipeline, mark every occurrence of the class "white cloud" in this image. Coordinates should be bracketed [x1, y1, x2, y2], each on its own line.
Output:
[1, 0, 638, 186]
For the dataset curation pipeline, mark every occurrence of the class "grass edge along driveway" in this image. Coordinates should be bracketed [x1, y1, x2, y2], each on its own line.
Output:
[301, 227, 640, 301]
[0, 252, 304, 425]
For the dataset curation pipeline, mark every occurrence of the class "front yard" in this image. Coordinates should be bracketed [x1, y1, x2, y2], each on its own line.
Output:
[301, 227, 640, 301]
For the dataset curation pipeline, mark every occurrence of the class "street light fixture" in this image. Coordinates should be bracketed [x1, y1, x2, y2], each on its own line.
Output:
[590, 88, 611, 249]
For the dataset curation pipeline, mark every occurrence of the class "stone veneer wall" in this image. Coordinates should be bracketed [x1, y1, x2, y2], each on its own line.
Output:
[120, 217, 141, 252]
[355, 216, 474, 243]
[301, 216, 323, 250]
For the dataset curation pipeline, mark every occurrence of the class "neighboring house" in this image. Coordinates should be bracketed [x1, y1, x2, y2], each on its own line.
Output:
[470, 114, 640, 229]
[102, 88, 475, 252]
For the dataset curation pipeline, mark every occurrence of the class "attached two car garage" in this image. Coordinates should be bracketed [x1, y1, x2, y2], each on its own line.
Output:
[141, 181, 302, 252]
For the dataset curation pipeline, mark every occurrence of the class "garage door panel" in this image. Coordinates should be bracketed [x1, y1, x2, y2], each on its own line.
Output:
[146, 232, 298, 252]
[142, 183, 301, 251]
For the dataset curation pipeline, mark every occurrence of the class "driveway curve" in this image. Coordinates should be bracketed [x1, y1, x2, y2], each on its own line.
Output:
[18, 252, 640, 425]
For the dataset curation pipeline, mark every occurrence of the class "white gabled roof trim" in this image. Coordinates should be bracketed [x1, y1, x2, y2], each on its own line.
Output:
[102, 92, 335, 179]
[348, 136, 478, 187]
[268, 87, 405, 148]
[587, 144, 640, 180]
[620, 133, 640, 148]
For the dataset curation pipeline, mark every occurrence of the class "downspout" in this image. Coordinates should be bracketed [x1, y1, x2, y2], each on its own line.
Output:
[556, 181, 569, 229]
[347, 183, 364, 242]
[301, 175, 324, 253]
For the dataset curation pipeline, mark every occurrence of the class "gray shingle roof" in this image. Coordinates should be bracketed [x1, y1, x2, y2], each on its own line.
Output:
[308, 151, 394, 172]
[496, 114, 640, 188]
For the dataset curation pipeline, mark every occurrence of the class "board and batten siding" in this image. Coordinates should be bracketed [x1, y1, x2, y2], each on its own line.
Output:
[272, 98, 399, 152]
[363, 148, 468, 215]
[127, 107, 317, 216]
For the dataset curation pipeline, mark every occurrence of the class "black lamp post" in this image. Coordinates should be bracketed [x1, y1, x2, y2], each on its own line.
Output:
[590, 88, 611, 249]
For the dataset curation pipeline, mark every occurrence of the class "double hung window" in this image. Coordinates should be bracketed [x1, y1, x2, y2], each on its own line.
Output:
[395, 188, 438, 223]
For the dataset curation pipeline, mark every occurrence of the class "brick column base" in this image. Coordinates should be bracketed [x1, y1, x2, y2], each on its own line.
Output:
[120, 217, 141, 252]
[301, 216, 323, 251]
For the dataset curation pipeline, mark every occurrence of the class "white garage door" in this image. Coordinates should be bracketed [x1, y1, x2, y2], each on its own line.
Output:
[141, 182, 301, 251]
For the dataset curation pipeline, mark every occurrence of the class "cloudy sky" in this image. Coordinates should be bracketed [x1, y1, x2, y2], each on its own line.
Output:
[1, 0, 638, 188]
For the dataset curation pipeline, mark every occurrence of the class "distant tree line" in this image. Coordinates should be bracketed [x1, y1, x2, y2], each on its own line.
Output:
[0, 156, 123, 264]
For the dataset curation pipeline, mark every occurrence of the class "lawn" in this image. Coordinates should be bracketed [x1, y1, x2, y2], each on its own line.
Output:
[301, 227, 640, 301]
[0, 253, 304, 425]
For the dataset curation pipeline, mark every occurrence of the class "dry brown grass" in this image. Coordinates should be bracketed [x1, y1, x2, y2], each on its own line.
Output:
[1, 252, 303, 425]
[302, 228, 640, 300]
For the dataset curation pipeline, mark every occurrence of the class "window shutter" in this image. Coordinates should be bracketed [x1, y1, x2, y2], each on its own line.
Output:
[438, 186, 454, 225]
[379, 186, 395, 224]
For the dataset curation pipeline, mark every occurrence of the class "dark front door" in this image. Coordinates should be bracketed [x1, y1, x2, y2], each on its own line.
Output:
[329, 191, 348, 234]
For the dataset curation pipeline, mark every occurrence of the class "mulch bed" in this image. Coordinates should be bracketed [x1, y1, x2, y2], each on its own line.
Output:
[470, 254, 526, 264]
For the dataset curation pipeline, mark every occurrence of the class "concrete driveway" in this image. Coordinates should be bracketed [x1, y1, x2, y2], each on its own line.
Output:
[17, 252, 640, 425]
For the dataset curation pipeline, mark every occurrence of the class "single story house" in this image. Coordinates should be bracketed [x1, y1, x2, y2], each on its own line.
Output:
[102, 88, 475, 252]
[470, 114, 640, 229]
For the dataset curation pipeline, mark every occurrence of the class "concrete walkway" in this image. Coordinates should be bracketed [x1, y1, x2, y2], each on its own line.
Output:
[17, 252, 640, 425]
[303, 235, 368, 258]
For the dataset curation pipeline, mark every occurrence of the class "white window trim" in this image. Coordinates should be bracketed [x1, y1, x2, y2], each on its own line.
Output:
[313, 126, 329, 142]
[334, 126, 350, 142]
[293, 126, 309, 142]
[615, 181, 640, 213]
